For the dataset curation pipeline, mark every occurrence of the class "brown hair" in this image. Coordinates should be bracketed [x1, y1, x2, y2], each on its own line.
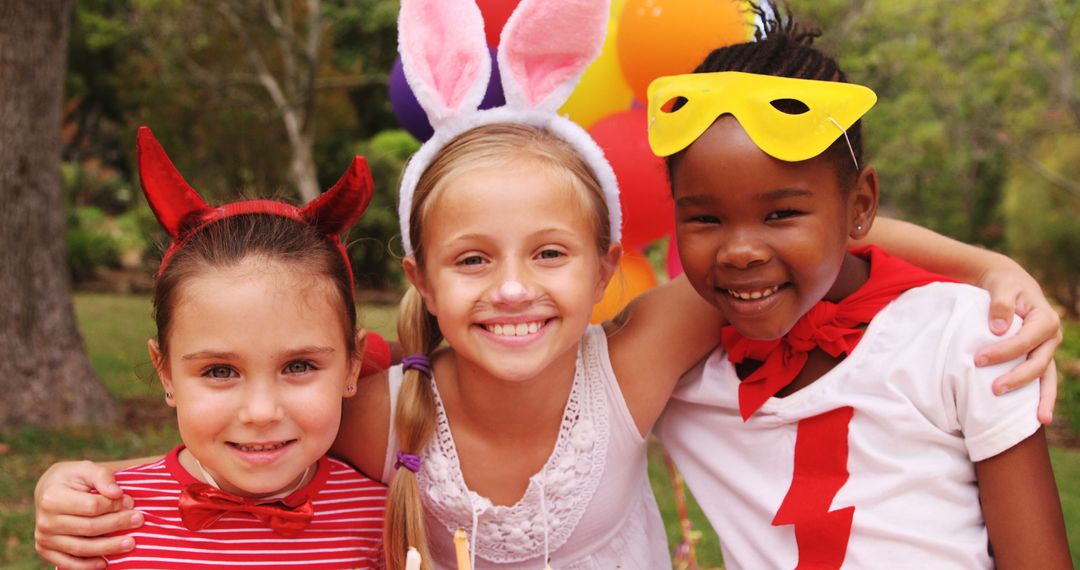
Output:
[152, 213, 358, 359]
[382, 123, 612, 570]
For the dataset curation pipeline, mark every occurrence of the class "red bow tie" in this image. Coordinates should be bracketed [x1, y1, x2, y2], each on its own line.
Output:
[178, 482, 315, 537]
[723, 246, 949, 420]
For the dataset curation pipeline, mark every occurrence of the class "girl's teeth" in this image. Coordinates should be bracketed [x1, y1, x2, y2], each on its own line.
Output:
[487, 321, 543, 337]
[728, 285, 780, 300]
[236, 442, 287, 452]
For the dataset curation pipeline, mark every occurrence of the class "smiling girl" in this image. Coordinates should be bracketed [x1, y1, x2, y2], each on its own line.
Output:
[651, 5, 1071, 567]
[98, 128, 388, 569]
[32, 2, 1065, 569]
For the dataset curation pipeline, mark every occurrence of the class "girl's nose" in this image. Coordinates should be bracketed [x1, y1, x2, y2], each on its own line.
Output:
[718, 231, 770, 270]
[491, 279, 533, 305]
[239, 382, 285, 425]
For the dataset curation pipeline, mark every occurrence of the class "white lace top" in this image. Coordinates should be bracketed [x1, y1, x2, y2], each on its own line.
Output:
[383, 325, 671, 569]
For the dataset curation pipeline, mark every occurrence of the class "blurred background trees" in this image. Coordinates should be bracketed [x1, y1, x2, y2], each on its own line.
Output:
[61, 0, 1078, 315]
[800, 0, 1078, 316]
[64, 0, 407, 292]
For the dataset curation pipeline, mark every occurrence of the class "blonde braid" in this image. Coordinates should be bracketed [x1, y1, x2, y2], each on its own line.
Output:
[383, 286, 441, 570]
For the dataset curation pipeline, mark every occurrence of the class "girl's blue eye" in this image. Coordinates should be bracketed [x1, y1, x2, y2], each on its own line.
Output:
[284, 361, 315, 374]
[537, 249, 563, 260]
[460, 255, 485, 266]
[204, 366, 237, 379]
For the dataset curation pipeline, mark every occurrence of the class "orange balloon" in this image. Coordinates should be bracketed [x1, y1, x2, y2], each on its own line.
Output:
[617, 0, 751, 103]
[591, 250, 659, 323]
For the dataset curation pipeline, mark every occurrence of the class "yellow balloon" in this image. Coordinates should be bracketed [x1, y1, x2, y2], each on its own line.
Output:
[559, 0, 633, 129]
[591, 250, 659, 324]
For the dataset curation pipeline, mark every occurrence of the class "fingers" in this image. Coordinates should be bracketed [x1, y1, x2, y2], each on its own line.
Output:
[38, 485, 130, 519]
[84, 463, 125, 500]
[37, 509, 143, 542]
[1036, 360, 1058, 425]
[33, 546, 107, 570]
[36, 526, 137, 559]
[976, 307, 1062, 368]
[35, 511, 140, 570]
[987, 293, 1015, 336]
[989, 330, 1061, 393]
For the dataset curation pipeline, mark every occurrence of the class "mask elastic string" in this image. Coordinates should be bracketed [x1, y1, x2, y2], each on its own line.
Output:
[828, 116, 860, 171]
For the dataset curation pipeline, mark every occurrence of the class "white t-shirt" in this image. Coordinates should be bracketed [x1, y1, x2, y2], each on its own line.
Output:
[656, 283, 1040, 569]
[384, 325, 671, 569]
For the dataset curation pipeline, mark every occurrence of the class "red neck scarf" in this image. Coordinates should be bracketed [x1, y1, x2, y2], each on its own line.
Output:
[178, 482, 315, 537]
[722, 245, 949, 420]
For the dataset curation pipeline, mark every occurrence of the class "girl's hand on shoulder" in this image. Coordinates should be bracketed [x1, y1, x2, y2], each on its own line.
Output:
[34, 460, 141, 569]
[974, 257, 1063, 425]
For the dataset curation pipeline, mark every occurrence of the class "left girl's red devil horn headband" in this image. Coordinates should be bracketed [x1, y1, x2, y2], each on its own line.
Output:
[137, 126, 375, 287]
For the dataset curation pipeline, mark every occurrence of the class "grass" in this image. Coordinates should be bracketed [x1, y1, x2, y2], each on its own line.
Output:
[1, 293, 1078, 568]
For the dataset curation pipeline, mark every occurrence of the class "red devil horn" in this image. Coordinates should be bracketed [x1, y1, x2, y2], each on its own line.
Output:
[302, 156, 375, 237]
[137, 126, 210, 238]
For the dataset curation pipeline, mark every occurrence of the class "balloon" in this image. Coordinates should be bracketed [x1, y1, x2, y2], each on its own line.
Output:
[588, 108, 674, 250]
[665, 234, 683, 279]
[477, 0, 520, 47]
[389, 57, 434, 142]
[559, 0, 633, 129]
[617, 0, 751, 104]
[389, 49, 507, 142]
[591, 249, 658, 323]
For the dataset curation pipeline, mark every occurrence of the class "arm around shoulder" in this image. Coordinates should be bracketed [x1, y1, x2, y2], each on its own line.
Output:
[333, 369, 391, 482]
[604, 274, 725, 436]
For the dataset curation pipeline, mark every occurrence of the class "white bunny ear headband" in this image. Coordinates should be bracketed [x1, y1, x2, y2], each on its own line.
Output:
[396, 0, 622, 256]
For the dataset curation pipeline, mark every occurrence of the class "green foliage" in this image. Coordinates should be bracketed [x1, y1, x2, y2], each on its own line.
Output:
[791, 0, 1079, 252]
[1049, 447, 1080, 568]
[115, 206, 160, 256]
[1057, 320, 1080, 436]
[1003, 133, 1080, 315]
[61, 159, 135, 214]
[345, 129, 421, 291]
[67, 207, 122, 283]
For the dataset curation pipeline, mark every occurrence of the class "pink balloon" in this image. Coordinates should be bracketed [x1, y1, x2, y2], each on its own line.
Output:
[588, 108, 674, 250]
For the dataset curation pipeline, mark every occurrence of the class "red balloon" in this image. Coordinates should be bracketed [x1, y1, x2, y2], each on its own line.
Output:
[477, 0, 520, 47]
[589, 108, 674, 250]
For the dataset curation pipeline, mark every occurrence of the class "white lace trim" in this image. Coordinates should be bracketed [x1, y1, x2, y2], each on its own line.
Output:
[418, 332, 611, 563]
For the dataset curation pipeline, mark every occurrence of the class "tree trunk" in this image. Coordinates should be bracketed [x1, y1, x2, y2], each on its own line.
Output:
[0, 0, 117, 429]
[287, 130, 321, 203]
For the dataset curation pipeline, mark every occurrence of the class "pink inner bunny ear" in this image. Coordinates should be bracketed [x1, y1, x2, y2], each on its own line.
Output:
[136, 126, 210, 239]
[398, 0, 491, 126]
[498, 0, 610, 111]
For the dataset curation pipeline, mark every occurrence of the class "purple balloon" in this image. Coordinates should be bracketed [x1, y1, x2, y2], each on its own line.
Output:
[389, 48, 506, 142]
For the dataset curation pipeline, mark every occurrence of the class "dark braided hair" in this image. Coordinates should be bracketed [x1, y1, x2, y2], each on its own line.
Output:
[668, 1, 863, 188]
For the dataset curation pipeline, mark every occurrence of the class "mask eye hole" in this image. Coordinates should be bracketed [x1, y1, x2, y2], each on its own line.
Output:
[661, 96, 689, 113]
[769, 98, 810, 115]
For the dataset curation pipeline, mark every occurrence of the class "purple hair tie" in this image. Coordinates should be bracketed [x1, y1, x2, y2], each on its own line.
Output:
[402, 354, 432, 378]
[395, 451, 422, 473]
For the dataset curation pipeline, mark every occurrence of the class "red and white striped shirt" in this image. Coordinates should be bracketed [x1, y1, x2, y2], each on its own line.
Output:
[106, 446, 386, 569]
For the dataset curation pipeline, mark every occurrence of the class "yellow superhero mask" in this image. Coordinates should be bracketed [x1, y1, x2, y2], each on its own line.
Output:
[647, 71, 877, 163]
